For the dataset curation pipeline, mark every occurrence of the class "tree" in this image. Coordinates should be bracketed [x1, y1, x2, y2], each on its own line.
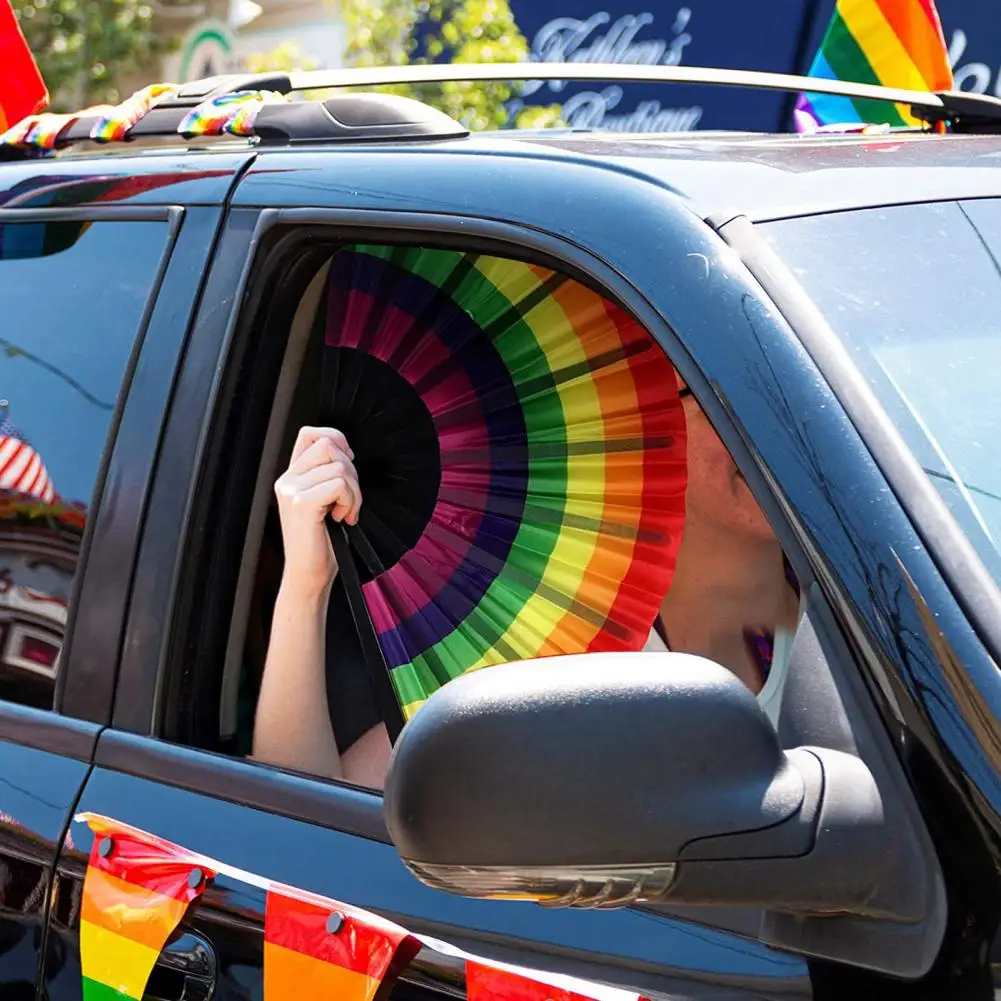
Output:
[340, 0, 561, 131]
[12, 0, 171, 110]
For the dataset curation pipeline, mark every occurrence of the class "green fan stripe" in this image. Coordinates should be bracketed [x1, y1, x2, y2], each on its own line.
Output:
[416, 254, 566, 676]
[360, 248, 569, 684]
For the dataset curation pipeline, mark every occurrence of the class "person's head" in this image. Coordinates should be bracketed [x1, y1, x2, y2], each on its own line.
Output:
[678, 376, 776, 542]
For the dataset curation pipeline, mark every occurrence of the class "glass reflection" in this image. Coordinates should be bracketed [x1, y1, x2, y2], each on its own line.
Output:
[0, 219, 167, 708]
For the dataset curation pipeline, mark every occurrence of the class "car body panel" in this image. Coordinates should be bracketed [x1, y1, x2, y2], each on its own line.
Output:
[0, 709, 98, 1000]
[53, 764, 812, 1001]
[9, 124, 1000, 1000]
[0, 149, 255, 209]
[232, 131, 1001, 222]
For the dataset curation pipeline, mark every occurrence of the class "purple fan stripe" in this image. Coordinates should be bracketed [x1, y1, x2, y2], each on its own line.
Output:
[326, 252, 530, 668]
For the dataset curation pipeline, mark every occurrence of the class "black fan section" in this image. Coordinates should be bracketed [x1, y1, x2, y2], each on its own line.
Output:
[320, 346, 441, 585]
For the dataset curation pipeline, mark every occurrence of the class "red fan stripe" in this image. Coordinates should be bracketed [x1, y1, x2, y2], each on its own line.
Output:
[588, 304, 686, 651]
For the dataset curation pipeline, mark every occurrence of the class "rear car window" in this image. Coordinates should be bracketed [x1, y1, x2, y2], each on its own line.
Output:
[761, 201, 1001, 590]
[0, 218, 169, 709]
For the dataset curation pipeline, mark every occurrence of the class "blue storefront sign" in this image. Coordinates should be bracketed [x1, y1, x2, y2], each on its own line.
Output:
[507, 0, 1001, 132]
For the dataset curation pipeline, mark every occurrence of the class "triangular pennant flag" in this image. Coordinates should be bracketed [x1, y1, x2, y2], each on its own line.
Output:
[466, 959, 649, 1001]
[264, 883, 420, 1001]
[79, 814, 216, 1001]
[0, 0, 47, 131]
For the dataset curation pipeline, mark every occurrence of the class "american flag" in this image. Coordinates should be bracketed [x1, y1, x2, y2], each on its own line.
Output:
[0, 410, 55, 503]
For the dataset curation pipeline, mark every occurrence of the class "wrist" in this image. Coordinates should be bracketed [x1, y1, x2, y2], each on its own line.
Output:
[276, 569, 336, 609]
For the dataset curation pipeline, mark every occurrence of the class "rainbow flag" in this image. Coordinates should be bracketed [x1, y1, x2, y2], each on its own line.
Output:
[0, 0, 47, 131]
[795, 0, 953, 130]
[264, 884, 419, 1001]
[79, 815, 214, 1001]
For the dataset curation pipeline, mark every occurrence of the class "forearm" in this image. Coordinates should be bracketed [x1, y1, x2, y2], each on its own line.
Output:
[252, 579, 342, 780]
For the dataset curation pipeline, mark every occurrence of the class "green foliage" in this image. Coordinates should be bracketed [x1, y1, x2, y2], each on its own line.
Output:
[12, 0, 171, 109]
[244, 40, 319, 75]
[340, 0, 562, 131]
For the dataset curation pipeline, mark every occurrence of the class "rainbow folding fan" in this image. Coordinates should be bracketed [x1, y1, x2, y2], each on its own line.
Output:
[320, 245, 688, 730]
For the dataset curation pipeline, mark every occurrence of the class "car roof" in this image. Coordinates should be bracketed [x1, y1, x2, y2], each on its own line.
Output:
[442, 129, 1001, 222]
[6, 127, 1001, 222]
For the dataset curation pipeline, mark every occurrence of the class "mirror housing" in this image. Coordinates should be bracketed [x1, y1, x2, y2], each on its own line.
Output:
[383, 652, 918, 919]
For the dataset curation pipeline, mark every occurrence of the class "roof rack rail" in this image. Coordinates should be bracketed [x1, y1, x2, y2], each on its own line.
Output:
[284, 63, 1001, 133]
[3, 62, 1000, 158]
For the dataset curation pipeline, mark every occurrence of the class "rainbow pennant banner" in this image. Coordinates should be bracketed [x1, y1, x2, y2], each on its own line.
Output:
[264, 883, 420, 1000]
[78, 815, 215, 1001]
[75, 813, 653, 1001]
[795, 0, 953, 131]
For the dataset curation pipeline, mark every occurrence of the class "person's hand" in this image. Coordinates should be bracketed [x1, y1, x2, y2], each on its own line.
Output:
[274, 427, 361, 598]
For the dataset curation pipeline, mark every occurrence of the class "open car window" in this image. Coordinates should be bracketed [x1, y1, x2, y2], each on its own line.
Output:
[213, 238, 802, 791]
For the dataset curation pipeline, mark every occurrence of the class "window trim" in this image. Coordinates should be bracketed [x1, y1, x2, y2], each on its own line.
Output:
[0, 698, 100, 761]
[95, 727, 389, 839]
[111, 209, 264, 735]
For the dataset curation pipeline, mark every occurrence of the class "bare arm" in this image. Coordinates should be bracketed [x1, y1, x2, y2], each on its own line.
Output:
[252, 426, 390, 785]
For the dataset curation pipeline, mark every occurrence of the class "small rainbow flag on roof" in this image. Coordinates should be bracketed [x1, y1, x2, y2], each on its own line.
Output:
[0, 0, 47, 131]
[795, 0, 953, 131]
[79, 815, 214, 1001]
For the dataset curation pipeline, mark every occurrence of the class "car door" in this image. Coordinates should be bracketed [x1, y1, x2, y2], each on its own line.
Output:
[0, 159, 242, 1000]
[56, 145, 955, 1001]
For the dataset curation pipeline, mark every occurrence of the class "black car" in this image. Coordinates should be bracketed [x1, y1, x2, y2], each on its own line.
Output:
[1, 65, 1000, 1001]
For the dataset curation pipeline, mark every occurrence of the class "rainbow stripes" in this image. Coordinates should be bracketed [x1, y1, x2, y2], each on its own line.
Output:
[264, 884, 418, 1000]
[90, 84, 178, 143]
[79, 816, 213, 1001]
[73, 813, 650, 1001]
[177, 90, 288, 138]
[325, 246, 687, 719]
[795, 0, 953, 130]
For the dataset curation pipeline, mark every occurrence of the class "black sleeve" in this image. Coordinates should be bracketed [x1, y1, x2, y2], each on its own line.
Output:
[325, 578, 383, 755]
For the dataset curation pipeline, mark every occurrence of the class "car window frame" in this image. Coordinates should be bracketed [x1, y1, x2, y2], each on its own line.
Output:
[0, 204, 181, 730]
[99, 204, 841, 943]
[138, 205, 826, 741]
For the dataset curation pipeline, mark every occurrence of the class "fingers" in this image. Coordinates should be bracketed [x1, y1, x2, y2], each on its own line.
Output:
[300, 475, 360, 525]
[291, 436, 355, 478]
[290, 426, 354, 464]
[278, 427, 362, 526]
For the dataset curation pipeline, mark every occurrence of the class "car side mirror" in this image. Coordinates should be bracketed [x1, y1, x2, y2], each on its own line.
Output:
[382, 652, 913, 918]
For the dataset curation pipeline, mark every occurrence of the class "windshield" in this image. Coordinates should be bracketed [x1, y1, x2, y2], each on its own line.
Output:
[761, 199, 1001, 587]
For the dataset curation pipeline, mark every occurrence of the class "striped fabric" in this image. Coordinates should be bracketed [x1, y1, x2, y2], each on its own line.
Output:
[79, 816, 214, 1001]
[76, 813, 653, 1001]
[464, 953, 649, 1001]
[796, 0, 953, 130]
[264, 883, 419, 1001]
[0, 0, 46, 132]
[0, 413, 55, 503]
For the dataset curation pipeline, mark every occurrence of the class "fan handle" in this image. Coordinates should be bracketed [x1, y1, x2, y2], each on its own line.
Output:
[329, 522, 407, 744]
